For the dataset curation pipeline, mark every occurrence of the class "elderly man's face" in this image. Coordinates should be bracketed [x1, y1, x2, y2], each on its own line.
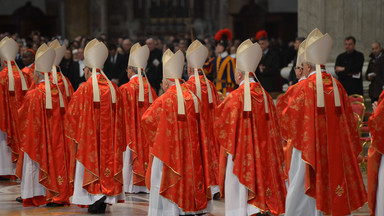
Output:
[78, 48, 84, 60]
[122, 39, 132, 52]
[372, 42, 382, 57]
[146, 39, 155, 51]
[258, 40, 269, 51]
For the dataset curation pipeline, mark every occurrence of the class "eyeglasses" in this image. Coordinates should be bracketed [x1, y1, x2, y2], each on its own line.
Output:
[295, 66, 303, 70]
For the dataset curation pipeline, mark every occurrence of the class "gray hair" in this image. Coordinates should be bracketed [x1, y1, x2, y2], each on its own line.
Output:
[302, 61, 316, 70]
[34, 70, 44, 80]
[128, 66, 138, 74]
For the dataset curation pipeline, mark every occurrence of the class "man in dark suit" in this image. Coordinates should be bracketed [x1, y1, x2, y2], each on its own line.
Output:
[255, 37, 281, 92]
[335, 36, 364, 95]
[145, 38, 163, 93]
[104, 43, 125, 85]
[366, 42, 384, 102]
[118, 38, 133, 86]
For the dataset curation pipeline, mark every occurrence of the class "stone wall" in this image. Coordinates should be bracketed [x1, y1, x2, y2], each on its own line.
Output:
[298, 0, 384, 61]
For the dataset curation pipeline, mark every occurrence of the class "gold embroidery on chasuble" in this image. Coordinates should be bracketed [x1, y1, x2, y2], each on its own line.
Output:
[57, 176, 64, 185]
[266, 187, 272, 197]
[335, 185, 344, 197]
[104, 168, 111, 177]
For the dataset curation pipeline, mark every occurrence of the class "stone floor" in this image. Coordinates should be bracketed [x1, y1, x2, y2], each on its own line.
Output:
[0, 180, 370, 215]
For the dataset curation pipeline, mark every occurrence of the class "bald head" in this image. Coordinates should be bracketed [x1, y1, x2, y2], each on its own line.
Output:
[122, 39, 132, 52]
[372, 42, 382, 57]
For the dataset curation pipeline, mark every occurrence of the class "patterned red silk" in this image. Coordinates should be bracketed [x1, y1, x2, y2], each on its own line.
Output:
[215, 82, 286, 215]
[119, 76, 158, 186]
[66, 74, 125, 196]
[0, 64, 30, 163]
[50, 71, 74, 103]
[367, 90, 384, 215]
[277, 72, 367, 215]
[184, 75, 220, 186]
[142, 84, 212, 212]
[16, 82, 70, 205]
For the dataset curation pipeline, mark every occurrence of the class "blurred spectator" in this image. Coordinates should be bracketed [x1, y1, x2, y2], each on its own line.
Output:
[104, 43, 125, 85]
[288, 37, 306, 86]
[72, 49, 79, 61]
[60, 49, 82, 90]
[145, 38, 163, 93]
[335, 36, 364, 95]
[366, 42, 384, 102]
[256, 37, 281, 92]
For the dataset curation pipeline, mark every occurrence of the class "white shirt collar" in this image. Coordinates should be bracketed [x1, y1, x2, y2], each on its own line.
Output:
[27, 63, 34, 68]
[220, 51, 228, 58]
[298, 76, 306, 82]
[239, 78, 255, 86]
[131, 74, 138, 79]
[308, 71, 316, 78]
[263, 48, 269, 55]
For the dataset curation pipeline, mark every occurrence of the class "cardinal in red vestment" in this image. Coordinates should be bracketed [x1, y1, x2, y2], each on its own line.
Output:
[49, 39, 74, 102]
[21, 49, 35, 88]
[120, 43, 157, 193]
[66, 39, 125, 214]
[367, 90, 384, 215]
[278, 29, 366, 215]
[142, 49, 212, 215]
[183, 40, 220, 196]
[215, 39, 286, 215]
[16, 44, 70, 206]
[0, 37, 29, 177]
[277, 38, 307, 181]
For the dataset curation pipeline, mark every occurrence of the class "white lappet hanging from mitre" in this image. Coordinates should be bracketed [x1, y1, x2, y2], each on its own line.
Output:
[35, 44, 66, 109]
[84, 39, 116, 104]
[236, 39, 269, 114]
[186, 40, 213, 105]
[303, 28, 340, 110]
[162, 49, 186, 117]
[128, 43, 153, 104]
[49, 39, 71, 98]
[0, 37, 28, 92]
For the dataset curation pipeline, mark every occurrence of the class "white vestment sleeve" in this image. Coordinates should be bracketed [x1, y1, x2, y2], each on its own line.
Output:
[376, 155, 384, 215]
[0, 130, 15, 175]
[71, 160, 124, 205]
[122, 146, 149, 193]
[21, 153, 46, 199]
[224, 154, 260, 216]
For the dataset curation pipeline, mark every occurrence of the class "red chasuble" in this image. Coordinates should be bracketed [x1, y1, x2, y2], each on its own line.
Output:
[16, 82, 70, 206]
[367, 90, 384, 215]
[66, 74, 125, 196]
[277, 72, 367, 215]
[184, 75, 220, 186]
[50, 70, 74, 102]
[21, 63, 35, 89]
[276, 81, 305, 180]
[0, 63, 29, 163]
[119, 76, 157, 186]
[142, 84, 211, 212]
[215, 82, 286, 215]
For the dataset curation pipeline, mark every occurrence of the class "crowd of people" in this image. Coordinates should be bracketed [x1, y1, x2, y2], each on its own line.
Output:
[0, 27, 383, 216]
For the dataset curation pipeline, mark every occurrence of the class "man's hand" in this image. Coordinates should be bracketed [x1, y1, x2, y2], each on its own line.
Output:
[111, 78, 119, 85]
[367, 73, 376, 80]
[372, 101, 378, 112]
[259, 65, 266, 73]
[335, 66, 345, 73]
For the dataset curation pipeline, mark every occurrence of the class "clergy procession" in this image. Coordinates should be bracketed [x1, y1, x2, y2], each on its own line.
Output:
[0, 26, 383, 216]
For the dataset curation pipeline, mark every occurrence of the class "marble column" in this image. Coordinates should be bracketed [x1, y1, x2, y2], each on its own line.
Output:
[298, 0, 384, 61]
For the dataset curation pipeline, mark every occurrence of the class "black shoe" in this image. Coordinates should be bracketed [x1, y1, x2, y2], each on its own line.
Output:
[16, 196, 22, 203]
[46, 202, 65, 207]
[213, 192, 221, 200]
[88, 196, 107, 214]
